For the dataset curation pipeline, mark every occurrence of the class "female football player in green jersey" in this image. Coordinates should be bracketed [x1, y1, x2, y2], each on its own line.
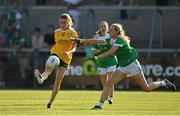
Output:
[71, 23, 176, 109]
[92, 21, 118, 104]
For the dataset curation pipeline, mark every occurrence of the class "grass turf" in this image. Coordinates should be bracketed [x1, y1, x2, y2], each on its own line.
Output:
[0, 90, 179, 116]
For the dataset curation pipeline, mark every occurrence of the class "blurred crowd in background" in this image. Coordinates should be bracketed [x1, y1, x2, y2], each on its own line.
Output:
[0, 0, 179, 48]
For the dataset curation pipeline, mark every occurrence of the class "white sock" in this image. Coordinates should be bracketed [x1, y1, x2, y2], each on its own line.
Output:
[41, 73, 48, 81]
[109, 96, 113, 102]
[98, 101, 104, 108]
[160, 80, 166, 86]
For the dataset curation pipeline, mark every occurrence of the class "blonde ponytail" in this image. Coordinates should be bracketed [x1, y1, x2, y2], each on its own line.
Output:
[112, 23, 130, 45]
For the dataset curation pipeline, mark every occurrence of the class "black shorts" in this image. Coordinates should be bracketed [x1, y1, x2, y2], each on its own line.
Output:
[50, 54, 68, 69]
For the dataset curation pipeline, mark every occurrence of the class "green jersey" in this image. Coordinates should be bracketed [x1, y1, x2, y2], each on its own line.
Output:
[8, 11, 16, 26]
[92, 36, 118, 68]
[7, 10, 22, 29]
[113, 36, 139, 67]
[10, 36, 26, 47]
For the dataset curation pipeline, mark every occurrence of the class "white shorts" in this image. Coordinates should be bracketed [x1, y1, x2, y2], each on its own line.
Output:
[116, 59, 142, 77]
[98, 65, 116, 75]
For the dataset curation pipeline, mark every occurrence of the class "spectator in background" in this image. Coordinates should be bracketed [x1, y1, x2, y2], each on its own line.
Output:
[44, 24, 55, 48]
[31, 27, 44, 71]
[9, 29, 28, 80]
[0, 32, 6, 47]
[7, 1, 23, 30]
[118, 0, 128, 20]
[0, 12, 6, 88]
[0, 11, 5, 32]
[5, 1, 23, 45]
[0, 12, 6, 47]
[64, 0, 82, 30]
[9, 29, 25, 48]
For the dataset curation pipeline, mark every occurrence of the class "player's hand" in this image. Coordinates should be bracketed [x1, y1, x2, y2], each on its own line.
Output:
[70, 37, 83, 44]
[89, 56, 98, 61]
[94, 56, 98, 60]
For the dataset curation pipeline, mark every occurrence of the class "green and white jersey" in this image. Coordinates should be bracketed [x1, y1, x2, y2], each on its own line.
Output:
[7, 10, 22, 29]
[92, 35, 118, 68]
[113, 36, 139, 67]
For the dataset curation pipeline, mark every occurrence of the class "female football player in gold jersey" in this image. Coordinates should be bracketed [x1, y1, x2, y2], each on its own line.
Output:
[34, 13, 78, 108]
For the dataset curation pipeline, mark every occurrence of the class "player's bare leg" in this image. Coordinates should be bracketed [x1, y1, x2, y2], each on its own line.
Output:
[133, 71, 176, 91]
[47, 67, 66, 108]
[92, 71, 126, 109]
[107, 72, 114, 104]
[100, 72, 114, 104]
[100, 74, 108, 93]
[34, 61, 54, 84]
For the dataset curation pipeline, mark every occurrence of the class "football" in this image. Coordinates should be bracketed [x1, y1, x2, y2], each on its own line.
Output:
[46, 55, 60, 68]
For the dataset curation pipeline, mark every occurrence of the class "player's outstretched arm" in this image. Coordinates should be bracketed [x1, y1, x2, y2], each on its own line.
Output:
[95, 46, 119, 60]
[71, 37, 106, 45]
[83, 39, 106, 45]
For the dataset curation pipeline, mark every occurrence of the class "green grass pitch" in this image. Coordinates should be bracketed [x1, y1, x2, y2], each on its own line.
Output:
[0, 90, 180, 116]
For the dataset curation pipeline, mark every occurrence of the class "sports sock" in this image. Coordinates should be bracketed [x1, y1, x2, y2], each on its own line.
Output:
[41, 72, 48, 80]
[98, 101, 104, 108]
[109, 96, 113, 102]
[160, 80, 166, 86]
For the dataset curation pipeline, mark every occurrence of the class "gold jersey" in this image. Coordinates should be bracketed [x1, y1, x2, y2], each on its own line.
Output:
[51, 28, 78, 64]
